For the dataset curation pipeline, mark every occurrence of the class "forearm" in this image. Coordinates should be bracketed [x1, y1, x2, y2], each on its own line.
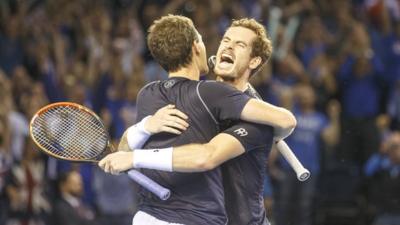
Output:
[134, 134, 244, 172]
[132, 144, 215, 173]
[241, 99, 296, 138]
[100, 134, 244, 174]
[172, 144, 215, 172]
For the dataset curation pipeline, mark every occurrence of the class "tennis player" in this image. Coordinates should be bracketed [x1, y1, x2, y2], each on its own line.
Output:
[101, 18, 277, 225]
[100, 15, 295, 225]
[213, 18, 276, 225]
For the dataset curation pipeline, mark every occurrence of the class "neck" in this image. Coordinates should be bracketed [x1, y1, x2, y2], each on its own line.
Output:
[218, 74, 249, 92]
[169, 64, 200, 81]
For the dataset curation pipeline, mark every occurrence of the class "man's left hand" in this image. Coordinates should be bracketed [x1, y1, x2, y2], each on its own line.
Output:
[98, 151, 134, 175]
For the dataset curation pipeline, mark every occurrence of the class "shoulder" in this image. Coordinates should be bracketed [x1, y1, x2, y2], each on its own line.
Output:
[138, 80, 161, 92]
[198, 80, 235, 89]
[197, 80, 242, 97]
[137, 81, 161, 99]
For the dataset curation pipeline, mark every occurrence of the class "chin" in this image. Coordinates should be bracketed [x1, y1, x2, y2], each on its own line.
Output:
[214, 69, 237, 79]
[217, 73, 237, 79]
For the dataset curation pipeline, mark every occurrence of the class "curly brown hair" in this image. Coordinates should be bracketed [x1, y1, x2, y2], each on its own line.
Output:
[147, 15, 199, 72]
[231, 18, 273, 75]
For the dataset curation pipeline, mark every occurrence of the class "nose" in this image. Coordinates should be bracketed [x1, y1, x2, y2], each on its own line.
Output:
[223, 40, 234, 50]
[226, 42, 234, 49]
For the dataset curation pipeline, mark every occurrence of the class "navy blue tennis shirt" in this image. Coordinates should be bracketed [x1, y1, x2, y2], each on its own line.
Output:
[221, 86, 274, 225]
[135, 77, 251, 225]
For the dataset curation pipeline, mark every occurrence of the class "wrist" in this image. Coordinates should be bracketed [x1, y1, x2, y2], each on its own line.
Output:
[141, 116, 156, 135]
[126, 116, 152, 150]
[133, 147, 173, 172]
[139, 116, 152, 135]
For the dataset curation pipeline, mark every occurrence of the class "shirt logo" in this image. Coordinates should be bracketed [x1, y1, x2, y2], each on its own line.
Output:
[234, 128, 248, 137]
[164, 80, 176, 88]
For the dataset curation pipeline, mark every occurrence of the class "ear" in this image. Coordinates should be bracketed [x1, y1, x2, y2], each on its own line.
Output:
[192, 40, 201, 55]
[249, 56, 262, 70]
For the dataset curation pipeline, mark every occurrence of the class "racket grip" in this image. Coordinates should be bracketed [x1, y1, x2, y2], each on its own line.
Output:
[127, 170, 171, 200]
[276, 141, 310, 182]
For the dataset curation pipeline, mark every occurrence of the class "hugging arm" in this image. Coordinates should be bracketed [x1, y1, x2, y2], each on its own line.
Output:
[100, 132, 246, 174]
[118, 104, 189, 152]
[240, 98, 296, 140]
[100, 82, 294, 174]
[100, 122, 270, 174]
[198, 81, 296, 140]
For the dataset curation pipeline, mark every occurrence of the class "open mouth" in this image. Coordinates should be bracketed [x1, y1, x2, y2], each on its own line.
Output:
[221, 53, 234, 63]
[218, 53, 235, 69]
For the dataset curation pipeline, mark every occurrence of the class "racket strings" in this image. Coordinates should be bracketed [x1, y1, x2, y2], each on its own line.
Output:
[36, 106, 106, 159]
[45, 106, 108, 158]
[31, 105, 108, 160]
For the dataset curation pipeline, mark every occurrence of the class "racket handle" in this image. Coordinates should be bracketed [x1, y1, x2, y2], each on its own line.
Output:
[127, 170, 171, 200]
[276, 140, 310, 181]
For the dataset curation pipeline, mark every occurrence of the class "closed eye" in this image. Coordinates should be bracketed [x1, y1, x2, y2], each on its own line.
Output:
[237, 41, 247, 48]
[221, 37, 230, 43]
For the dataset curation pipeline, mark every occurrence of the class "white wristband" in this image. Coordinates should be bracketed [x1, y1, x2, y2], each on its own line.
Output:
[127, 116, 152, 150]
[133, 147, 173, 172]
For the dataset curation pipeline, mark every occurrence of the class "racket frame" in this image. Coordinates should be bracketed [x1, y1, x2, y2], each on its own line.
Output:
[30, 102, 113, 163]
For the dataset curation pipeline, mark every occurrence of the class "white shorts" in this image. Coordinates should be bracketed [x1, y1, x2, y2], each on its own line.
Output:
[132, 211, 185, 225]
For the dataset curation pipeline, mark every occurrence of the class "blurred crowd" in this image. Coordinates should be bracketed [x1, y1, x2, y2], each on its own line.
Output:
[0, 0, 399, 225]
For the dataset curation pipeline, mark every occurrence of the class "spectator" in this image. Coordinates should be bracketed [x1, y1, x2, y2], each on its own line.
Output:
[271, 84, 340, 225]
[0, 0, 399, 224]
[0, 14, 23, 76]
[5, 138, 50, 225]
[364, 132, 400, 225]
[337, 24, 384, 166]
[51, 170, 97, 225]
[388, 77, 400, 130]
[0, 73, 13, 224]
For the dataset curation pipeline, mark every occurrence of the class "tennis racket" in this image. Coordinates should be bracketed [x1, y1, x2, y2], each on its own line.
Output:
[276, 141, 310, 181]
[30, 102, 171, 200]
